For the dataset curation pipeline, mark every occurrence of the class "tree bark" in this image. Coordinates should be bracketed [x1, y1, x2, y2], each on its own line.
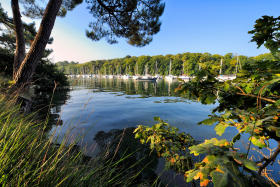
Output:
[14, 0, 63, 89]
[11, 0, 26, 79]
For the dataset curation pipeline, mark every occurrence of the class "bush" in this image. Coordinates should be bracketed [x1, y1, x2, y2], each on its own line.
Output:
[33, 59, 69, 90]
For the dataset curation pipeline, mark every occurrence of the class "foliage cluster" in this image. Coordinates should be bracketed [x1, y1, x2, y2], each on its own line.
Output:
[134, 117, 197, 174]
[0, 49, 69, 89]
[134, 59, 280, 186]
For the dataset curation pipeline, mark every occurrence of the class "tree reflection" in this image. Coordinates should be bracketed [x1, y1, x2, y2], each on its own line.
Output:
[69, 77, 186, 99]
[33, 88, 70, 131]
[94, 127, 160, 185]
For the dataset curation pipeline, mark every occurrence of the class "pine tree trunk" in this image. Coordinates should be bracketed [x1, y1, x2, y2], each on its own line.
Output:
[11, 0, 25, 79]
[14, 0, 63, 89]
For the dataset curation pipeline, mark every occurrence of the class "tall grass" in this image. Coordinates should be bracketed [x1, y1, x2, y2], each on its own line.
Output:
[0, 94, 146, 187]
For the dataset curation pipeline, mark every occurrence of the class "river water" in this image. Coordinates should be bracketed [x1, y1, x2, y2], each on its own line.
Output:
[38, 77, 279, 186]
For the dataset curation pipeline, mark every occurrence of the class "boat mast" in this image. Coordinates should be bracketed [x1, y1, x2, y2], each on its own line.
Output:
[235, 53, 238, 77]
[220, 59, 223, 75]
[169, 60, 172, 75]
[183, 60, 185, 75]
[155, 61, 158, 75]
[187, 60, 189, 76]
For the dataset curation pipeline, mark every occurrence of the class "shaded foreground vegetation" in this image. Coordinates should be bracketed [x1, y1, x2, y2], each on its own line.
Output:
[0, 91, 168, 186]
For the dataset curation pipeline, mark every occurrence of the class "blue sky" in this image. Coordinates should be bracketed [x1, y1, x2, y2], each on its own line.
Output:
[1, 0, 279, 63]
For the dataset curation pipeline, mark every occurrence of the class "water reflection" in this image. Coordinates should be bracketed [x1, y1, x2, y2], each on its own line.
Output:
[44, 77, 220, 186]
[33, 88, 70, 130]
[69, 77, 194, 100]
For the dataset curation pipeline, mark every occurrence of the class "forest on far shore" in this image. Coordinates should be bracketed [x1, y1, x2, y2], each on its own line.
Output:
[56, 52, 277, 76]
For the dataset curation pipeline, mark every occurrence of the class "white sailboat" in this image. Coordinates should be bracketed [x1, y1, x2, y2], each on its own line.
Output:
[132, 63, 141, 79]
[178, 60, 192, 81]
[137, 64, 157, 81]
[108, 66, 115, 78]
[102, 67, 108, 78]
[154, 61, 163, 79]
[165, 60, 175, 80]
[123, 64, 132, 79]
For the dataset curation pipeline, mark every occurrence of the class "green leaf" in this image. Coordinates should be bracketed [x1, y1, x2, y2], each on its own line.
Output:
[198, 117, 219, 125]
[205, 94, 215, 104]
[186, 170, 199, 182]
[210, 170, 232, 187]
[224, 83, 230, 92]
[215, 122, 228, 136]
[245, 84, 254, 94]
[232, 133, 241, 143]
[266, 125, 280, 137]
[135, 133, 141, 139]
[249, 136, 267, 148]
[249, 170, 271, 187]
[275, 99, 280, 107]
[239, 157, 257, 171]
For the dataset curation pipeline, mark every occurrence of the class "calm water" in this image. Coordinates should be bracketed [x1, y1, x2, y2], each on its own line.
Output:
[39, 77, 279, 185]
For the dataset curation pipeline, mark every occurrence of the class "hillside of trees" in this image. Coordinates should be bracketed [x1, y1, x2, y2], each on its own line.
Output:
[56, 52, 276, 76]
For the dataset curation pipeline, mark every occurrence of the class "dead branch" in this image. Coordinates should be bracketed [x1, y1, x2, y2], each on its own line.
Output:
[258, 142, 280, 175]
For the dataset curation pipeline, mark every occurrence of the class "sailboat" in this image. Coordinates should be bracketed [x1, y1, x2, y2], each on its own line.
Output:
[116, 65, 122, 78]
[165, 60, 175, 80]
[137, 64, 157, 81]
[215, 59, 228, 82]
[216, 55, 239, 82]
[102, 67, 108, 78]
[123, 64, 132, 79]
[108, 66, 115, 78]
[178, 60, 192, 81]
[153, 61, 163, 79]
[132, 63, 141, 79]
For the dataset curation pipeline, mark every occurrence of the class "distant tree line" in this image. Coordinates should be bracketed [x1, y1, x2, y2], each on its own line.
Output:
[56, 52, 277, 76]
